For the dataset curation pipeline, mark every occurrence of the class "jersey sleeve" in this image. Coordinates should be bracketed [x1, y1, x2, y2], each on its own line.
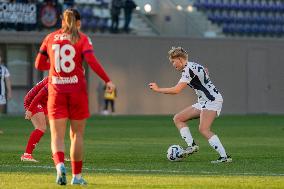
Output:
[81, 35, 111, 83]
[24, 77, 48, 108]
[37, 77, 49, 89]
[4, 66, 10, 77]
[82, 35, 94, 54]
[35, 35, 50, 70]
[27, 85, 48, 112]
[84, 53, 111, 83]
[179, 69, 193, 83]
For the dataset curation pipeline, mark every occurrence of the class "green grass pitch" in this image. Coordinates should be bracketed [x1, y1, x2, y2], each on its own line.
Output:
[0, 115, 283, 188]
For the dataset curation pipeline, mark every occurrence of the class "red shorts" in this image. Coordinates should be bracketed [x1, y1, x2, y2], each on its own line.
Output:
[25, 104, 48, 116]
[48, 92, 90, 120]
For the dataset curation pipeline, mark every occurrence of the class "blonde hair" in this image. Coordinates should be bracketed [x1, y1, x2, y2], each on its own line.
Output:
[168, 47, 188, 60]
[62, 8, 80, 44]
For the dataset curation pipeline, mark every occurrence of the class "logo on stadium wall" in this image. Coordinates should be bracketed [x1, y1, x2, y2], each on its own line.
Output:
[40, 4, 57, 28]
[0, 3, 37, 24]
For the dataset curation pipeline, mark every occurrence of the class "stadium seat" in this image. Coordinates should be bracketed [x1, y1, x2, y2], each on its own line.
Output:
[193, 0, 284, 37]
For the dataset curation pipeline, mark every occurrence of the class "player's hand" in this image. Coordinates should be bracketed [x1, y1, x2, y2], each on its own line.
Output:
[106, 81, 115, 93]
[149, 82, 159, 91]
[25, 110, 32, 120]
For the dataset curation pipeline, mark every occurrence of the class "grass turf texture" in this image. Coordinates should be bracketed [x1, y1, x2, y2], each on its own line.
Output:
[0, 115, 283, 188]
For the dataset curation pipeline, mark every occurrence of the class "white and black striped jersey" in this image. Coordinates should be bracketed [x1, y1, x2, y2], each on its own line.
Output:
[179, 62, 223, 102]
[0, 65, 10, 97]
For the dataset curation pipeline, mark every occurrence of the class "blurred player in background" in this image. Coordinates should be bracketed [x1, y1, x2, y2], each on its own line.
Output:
[21, 77, 48, 162]
[35, 8, 115, 185]
[149, 47, 232, 164]
[103, 84, 117, 114]
[0, 55, 12, 134]
[0, 55, 12, 115]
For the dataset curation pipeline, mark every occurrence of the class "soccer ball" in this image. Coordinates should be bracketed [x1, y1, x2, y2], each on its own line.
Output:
[166, 144, 184, 162]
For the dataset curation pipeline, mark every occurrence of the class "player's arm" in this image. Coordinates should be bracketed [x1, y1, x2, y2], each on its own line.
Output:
[84, 52, 110, 83]
[35, 53, 50, 70]
[37, 77, 49, 89]
[5, 75, 12, 100]
[26, 86, 48, 120]
[82, 36, 115, 91]
[83, 52, 115, 91]
[28, 86, 48, 112]
[149, 82, 187, 94]
[36, 59, 50, 70]
[35, 36, 50, 70]
[24, 78, 48, 110]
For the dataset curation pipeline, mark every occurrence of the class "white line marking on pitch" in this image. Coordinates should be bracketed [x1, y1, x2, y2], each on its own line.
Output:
[0, 164, 283, 176]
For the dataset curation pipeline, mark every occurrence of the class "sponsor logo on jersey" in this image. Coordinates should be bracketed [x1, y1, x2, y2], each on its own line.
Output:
[52, 75, 78, 84]
[54, 33, 71, 41]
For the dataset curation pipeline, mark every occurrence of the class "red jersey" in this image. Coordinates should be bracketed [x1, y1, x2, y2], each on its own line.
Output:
[24, 77, 48, 110]
[28, 85, 48, 112]
[35, 29, 110, 94]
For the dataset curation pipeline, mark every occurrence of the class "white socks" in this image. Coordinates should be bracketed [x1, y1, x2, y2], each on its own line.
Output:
[56, 163, 64, 174]
[179, 127, 228, 157]
[208, 135, 227, 157]
[179, 127, 194, 146]
[73, 174, 82, 179]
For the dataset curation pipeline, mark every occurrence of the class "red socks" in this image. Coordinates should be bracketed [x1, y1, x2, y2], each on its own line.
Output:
[25, 129, 44, 154]
[53, 153, 83, 175]
[53, 152, 65, 166]
[71, 161, 83, 174]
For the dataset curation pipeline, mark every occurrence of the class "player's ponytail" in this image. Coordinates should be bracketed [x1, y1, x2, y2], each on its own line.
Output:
[62, 8, 81, 44]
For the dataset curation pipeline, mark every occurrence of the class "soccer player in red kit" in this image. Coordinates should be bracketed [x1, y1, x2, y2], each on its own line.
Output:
[21, 77, 48, 162]
[35, 8, 115, 185]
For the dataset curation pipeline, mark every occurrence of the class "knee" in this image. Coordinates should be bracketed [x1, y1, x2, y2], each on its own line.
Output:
[173, 114, 180, 124]
[70, 131, 84, 141]
[70, 132, 75, 140]
[173, 114, 184, 125]
[198, 126, 209, 136]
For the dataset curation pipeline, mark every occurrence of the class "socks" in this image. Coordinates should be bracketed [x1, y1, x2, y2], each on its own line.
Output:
[53, 152, 66, 175]
[179, 127, 194, 146]
[71, 161, 83, 178]
[53, 151, 65, 166]
[53, 153, 83, 178]
[73, 174, 82, 179]
[208, 135, 227, 157]
[179, 127, 228, 158]
[25, 129, 44, 154]
[56, 162, 65, 174]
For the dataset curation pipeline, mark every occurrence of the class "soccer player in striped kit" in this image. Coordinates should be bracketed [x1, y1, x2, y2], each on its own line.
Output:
[149, 47, 232, 163]
[35, 8, 115, 185]
[0, 55, 12, 134]
[0, 55, 12, 116]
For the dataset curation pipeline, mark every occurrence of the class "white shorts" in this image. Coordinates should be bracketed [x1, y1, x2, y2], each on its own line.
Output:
[192, 100, 223, 116]
[0, 95, 6, 105]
